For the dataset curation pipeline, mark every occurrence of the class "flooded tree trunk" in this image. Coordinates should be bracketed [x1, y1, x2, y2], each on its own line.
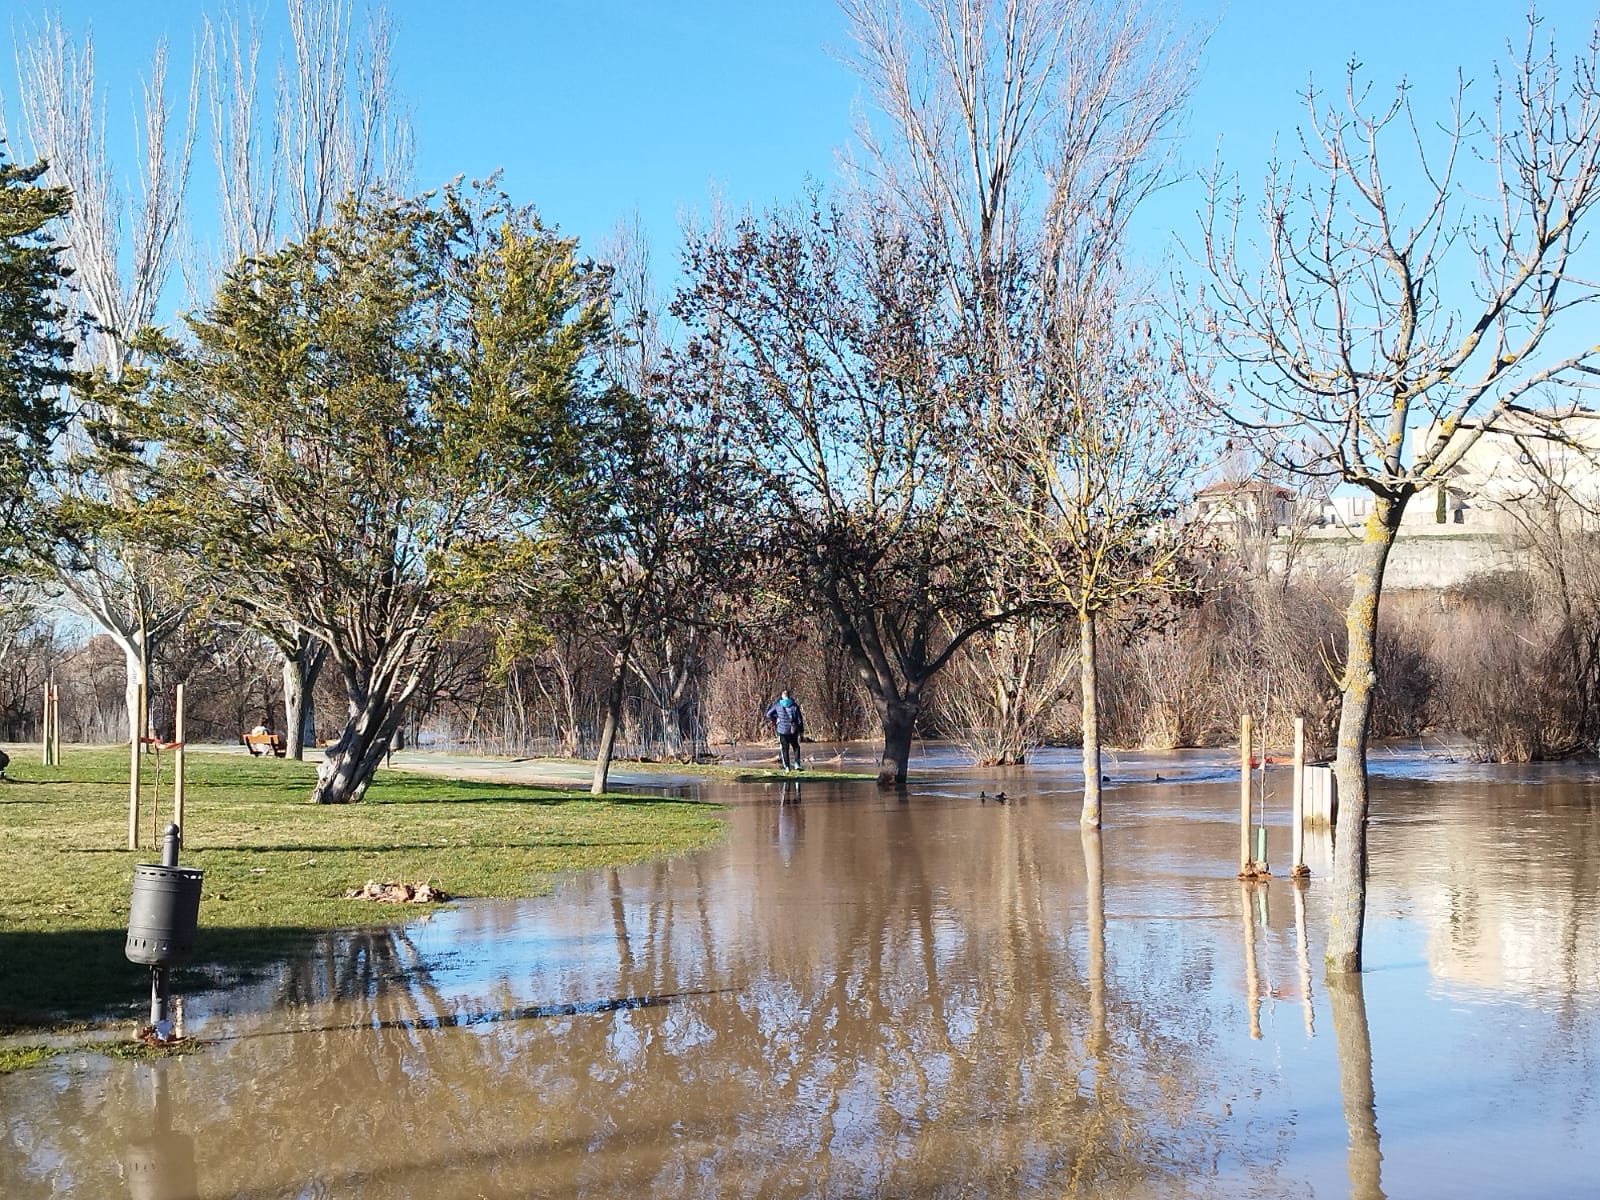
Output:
[1327, 498, 1403, 972]
[876, 694, 920, 787]
[282, 635, 326, 760]
[1079, 605, 1102, 828]
[592, 650, 629, 795]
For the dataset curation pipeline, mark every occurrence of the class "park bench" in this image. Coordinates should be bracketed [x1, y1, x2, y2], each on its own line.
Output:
[242, 731, 285, 758]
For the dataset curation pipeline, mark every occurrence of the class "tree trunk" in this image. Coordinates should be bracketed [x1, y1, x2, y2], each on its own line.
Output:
[312, 650, 417, 805]
[282, 636, 327, 760]
[1079, 605, 1102, 828]
[1327, 498, 1403, 972]
[312, 689, 407, 805]
[875, 693, 920, 787]
[123, 635, 149, 749]
[591, 650, 629, 795]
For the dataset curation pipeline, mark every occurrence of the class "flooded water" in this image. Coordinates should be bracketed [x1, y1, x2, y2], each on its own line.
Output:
[3, 748, 1598, 1198]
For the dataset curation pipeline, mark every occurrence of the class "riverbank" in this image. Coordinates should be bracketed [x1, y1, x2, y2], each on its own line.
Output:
[0, 749, 726, 1033]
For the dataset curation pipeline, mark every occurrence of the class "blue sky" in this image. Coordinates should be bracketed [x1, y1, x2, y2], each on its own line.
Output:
[3, 0, 1595, 308]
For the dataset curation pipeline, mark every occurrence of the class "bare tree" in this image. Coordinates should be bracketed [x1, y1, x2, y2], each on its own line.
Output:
[1190, 13, 1600, 970]
[841, 0, 1193, 294]
[204, 0, 411, 265]
[14, 16, 197, 748]
[678, 198, 1019, 786]
[841, 0, 1198, 812]
[977, 291, 1204, 825]
[937, 618, 1079, 764]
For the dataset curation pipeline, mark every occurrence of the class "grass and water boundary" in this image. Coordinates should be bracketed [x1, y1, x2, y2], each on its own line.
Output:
[0, 748, 728, 1036]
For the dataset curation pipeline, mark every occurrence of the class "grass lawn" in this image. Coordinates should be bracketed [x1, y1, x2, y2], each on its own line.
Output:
[0, 748, 726, 1034]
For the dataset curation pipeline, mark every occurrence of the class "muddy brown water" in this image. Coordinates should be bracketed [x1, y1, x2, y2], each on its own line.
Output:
[2, 746, 1598, 1198]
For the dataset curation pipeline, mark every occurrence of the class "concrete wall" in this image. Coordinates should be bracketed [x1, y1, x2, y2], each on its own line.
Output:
[1270, 527, 1524, 592]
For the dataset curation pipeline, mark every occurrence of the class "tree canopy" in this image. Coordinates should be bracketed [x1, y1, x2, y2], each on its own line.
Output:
[0, 149, 75, 566]
[130, 182, 609, 803]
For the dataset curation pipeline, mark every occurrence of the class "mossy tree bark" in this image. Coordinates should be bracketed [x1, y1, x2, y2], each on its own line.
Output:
[1327, 496, 1405, 972]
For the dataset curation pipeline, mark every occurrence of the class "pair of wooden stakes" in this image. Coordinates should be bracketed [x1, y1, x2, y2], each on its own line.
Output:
[1238, 714, 1314, 881]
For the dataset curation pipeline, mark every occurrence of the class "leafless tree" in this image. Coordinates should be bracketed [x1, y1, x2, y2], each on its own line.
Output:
[678, 199, 1018, 786]
[977, 294, 1205, 824]
[840, 0, 1200, 816]
[1189, 12, 1600, 970]
[203, 0, 411, 267]
[937, 617, 1079, 764]
[13, 16, 197, 749]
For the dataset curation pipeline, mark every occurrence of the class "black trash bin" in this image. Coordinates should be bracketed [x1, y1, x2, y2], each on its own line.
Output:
[126, 863, 204, 967]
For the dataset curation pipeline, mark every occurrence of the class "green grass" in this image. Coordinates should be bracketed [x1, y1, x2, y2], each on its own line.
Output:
[0, 749, 726, 1033]
[0, 1045, 61, 1074]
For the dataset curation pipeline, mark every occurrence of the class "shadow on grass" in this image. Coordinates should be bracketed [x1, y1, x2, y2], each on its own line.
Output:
[0, 924, 343, 1034]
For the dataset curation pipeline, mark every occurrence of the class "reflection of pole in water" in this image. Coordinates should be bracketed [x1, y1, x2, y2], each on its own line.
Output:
[124, 1066, 198, 1200]
[1327, 972, 1386, 1200]
[1239, 882, 1262, 1040]
[1293, 881, 1315, 1038]
[1081, 826, 1107, 1056]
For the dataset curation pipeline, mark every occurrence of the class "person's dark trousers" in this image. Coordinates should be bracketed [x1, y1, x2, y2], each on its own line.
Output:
[779, 732, 802, 770]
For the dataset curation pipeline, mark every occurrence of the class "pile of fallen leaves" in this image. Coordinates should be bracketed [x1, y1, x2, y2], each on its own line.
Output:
[343, 880, 449, 904]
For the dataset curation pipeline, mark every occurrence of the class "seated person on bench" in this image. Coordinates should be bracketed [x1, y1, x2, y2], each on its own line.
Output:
[244, 721, 282, 756]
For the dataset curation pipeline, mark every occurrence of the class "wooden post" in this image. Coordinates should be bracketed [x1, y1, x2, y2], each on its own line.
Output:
[1291, 716, 1307, 876]
[174, 684, 186, 833]
[1239, 713, 1253, 875]
[51, 687, 61, 765]
[41, 682, 52, 766]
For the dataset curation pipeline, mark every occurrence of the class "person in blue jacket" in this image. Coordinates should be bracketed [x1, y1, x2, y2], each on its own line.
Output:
[764, 689, 806, 771]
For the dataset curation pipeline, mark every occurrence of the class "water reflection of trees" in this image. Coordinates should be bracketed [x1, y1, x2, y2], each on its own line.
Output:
[0, 794, 1244, 1199]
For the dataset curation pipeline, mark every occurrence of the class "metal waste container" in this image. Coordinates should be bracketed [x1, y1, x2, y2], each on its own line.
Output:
[126, 863, 203, 967]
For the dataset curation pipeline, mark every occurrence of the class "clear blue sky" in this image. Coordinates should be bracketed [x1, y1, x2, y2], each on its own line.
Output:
[3, 0, 1595, 307]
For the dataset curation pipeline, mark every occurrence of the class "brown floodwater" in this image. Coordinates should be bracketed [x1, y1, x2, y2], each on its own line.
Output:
[3, 746, 1598, 1198]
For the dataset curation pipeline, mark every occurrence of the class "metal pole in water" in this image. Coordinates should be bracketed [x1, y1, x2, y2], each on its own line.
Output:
[148, 825, 182, 1032]
[173, 684, 186, 834]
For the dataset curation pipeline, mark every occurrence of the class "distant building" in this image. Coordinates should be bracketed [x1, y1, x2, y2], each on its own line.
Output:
[1422, 408, 1600, 511]
[1192, 479, 1297, 532]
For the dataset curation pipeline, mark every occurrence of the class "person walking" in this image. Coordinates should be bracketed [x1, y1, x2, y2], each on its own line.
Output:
[764, 689, 806, 771]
